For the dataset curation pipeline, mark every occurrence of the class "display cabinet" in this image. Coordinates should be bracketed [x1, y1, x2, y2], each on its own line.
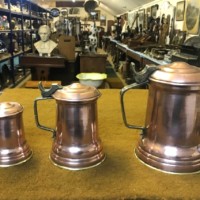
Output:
[105, 38, 171, 85]
[0, 0, 51, 90]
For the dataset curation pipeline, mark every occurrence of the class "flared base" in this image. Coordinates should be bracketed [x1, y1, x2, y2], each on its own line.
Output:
[0, 146, 33, 167]
[135, 143, 200, 174]
[50, 150, 106, 170]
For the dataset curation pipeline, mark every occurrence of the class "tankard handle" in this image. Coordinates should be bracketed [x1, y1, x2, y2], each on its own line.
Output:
[34, 97, 56, 138]
[33, 81, 62, 137]
[120, 82, 148, 131]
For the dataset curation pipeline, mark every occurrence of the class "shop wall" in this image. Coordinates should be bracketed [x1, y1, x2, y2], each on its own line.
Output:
[49, 6, 114, 32]
[126, 0, 200, 42]
[77, 7, 114, 31]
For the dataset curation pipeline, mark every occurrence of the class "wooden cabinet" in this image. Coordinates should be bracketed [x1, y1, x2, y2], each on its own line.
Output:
[80, 53, 108, 73]
[0, 0, 51, 90]
[20, 54, 66, 81]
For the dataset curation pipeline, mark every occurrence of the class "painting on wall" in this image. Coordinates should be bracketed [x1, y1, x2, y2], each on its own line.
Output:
[146, 7, 151, 16]
[128, 11, 137, 29]
[88, 10, 100, 21]
[176, 1, 185, 21]
[183, 0, 200, 34]
[151, 4, 159, 19]
[138, 9, 145, 28]
[100, 15, 106, 26]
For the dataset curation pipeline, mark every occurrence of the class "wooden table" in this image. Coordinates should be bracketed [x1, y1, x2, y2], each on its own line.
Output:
[20, 54, 76, 85]
[0, 88, 199, 200]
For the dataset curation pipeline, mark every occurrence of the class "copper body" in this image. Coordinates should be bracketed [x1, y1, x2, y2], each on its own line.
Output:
[135, 82, 200, 173]
[34, 83, 105, 170]
[50, 99, 105, 170]
[121, 62, 200, 173]
[0, 102, 32, 167]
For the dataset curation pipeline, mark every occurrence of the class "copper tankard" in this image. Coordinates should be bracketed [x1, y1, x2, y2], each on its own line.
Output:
[120, 62, 200, 174]
[34, 82, 105, 170]
[0, 102, 32, 167]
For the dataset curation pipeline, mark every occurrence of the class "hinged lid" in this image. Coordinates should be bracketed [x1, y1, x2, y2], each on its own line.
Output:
[52, 83, 100, 101]
[0, 102, 23, 118]
[150, 62, 200, 85]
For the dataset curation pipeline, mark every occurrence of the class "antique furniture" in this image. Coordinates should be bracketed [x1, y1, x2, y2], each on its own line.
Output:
[79, 53, 108, 73]
[20, 54, 77, 85]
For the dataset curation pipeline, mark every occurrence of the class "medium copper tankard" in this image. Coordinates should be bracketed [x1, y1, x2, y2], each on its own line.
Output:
[34, 82, 105, 170]
[120, 62, 200, 174]
[0, 102, 32, 167]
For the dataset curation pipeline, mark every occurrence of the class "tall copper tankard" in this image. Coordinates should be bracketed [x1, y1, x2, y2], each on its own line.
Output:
[34, 82, 105, 170]
[120, 62, 200, 174]
[0, 102, 32, 167]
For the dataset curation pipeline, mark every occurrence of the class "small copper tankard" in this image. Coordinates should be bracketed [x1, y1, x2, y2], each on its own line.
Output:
[0, 102, 32, 167]
[120, 62, 200, 174]
[34, 82, 105, 170]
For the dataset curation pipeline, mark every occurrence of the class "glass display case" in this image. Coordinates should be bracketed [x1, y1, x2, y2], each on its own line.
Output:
[0, 0, 51, 89]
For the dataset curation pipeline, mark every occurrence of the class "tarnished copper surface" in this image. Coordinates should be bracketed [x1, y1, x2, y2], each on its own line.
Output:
[0, 102, 32, 167]
[52, 82, 101, 101]
[121, 62, 200, 173]
[50, 94, 105, 170]
[135, 80, 200, 173]
[150, 62, 200, 85]
[35, 83, 105, 170]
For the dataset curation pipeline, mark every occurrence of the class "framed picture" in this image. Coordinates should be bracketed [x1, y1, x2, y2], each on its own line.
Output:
[100, 15, 106, 26]
[128, 11, 136, 28]
[151, 4, 159, 18]
[122, 13, 128, 21]
[88, 10, 100, 21]
[146, 7, 151, 15]
[176, 1, 185, 21]
[183, 0, 200, 34]
[138, 9, 145, 27]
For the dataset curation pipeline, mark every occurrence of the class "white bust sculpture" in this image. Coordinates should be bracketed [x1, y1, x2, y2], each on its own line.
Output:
[34, 25, 57, 57]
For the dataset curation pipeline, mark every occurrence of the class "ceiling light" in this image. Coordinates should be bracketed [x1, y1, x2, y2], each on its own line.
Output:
[84, 0, 100, 13]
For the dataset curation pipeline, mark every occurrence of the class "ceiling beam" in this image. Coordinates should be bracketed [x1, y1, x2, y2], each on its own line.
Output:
[56, 1, 84, 7]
